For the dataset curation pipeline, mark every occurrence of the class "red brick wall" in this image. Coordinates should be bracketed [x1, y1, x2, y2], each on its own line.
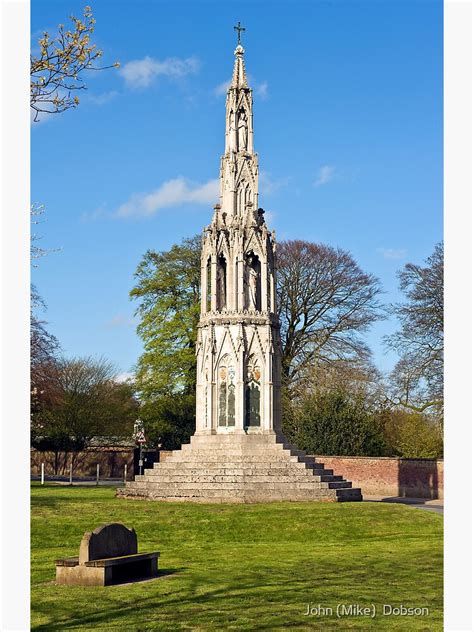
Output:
[313, 455, 443, 499]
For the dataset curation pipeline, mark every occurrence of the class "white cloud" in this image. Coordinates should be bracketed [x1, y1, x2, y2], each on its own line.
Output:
[116, 177, 220, 218]
[314, 165, 336, 187]
[255, 81, 268, 99]
[263, 210, 276, 226]
[105, 314, 136, 328]
[214, 78, 232, 96]
[377, 248, 407, 260]
[86, 90, 119, 105]
[213, 76, 268, 99]
[259, 171, 290, 195]
[115, 371, 135, 383]
[119, 56, 199, 88]
[81, 203, 110, 222]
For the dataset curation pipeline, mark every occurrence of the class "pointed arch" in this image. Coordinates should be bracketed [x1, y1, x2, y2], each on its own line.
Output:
[244, 251, 262, 311]
[216, 253, 227, 311]
[245, 354, 262, 428]
[217, 354, 236, 428]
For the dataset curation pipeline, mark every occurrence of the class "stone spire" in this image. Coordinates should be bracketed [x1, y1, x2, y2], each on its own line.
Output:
[231, 45, 249, 89]
[221, 44, 257, 223]
[195, 35, 281, 437]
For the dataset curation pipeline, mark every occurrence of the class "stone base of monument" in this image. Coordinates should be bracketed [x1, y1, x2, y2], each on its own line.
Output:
[55, 523, 160, 586]
[117, 434, 363, 503]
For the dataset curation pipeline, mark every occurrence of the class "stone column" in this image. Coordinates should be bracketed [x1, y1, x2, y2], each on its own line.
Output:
[200, 261, 207, 314]
[237, 256, 244, 310]
[210, 254, 217, 312]
[264, 346, 274, 432]
[235, 348, 245, 433]
[261, 259, 268, 313]
[269, 270, 275, 313]
[210, 356, 217, 433]
[234, 257, 239, 311]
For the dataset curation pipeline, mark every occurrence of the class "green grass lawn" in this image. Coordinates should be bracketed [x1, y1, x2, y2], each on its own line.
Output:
[31, 484, 443, 631]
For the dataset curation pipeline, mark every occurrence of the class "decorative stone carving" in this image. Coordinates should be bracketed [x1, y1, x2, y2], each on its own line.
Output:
[237, 109, 248, 151]
[195, 40, 281, 436]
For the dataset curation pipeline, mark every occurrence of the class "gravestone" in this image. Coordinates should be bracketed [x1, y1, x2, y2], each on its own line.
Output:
[56, 523, 159, 586]
[79, 523, 137, 564]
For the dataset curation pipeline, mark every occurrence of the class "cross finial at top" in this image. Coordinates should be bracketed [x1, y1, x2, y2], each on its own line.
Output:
[234, 21, 245, 46]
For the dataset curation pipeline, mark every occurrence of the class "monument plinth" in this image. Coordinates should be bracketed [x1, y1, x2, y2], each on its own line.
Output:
[118, 34, 362, 503]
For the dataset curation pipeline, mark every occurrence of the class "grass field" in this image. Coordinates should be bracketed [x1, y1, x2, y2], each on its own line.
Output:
[31, 484, 443, 631]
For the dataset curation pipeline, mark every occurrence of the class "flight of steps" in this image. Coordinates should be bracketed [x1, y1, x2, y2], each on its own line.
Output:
[117, 433, 362, 503]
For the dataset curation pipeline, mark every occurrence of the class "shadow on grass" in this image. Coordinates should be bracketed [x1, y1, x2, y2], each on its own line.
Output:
[108, 567, 186, 587]
[32, 575, 270, 631]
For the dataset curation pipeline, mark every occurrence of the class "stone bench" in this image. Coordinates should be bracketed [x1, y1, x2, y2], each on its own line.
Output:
[55, 523, 160, 586]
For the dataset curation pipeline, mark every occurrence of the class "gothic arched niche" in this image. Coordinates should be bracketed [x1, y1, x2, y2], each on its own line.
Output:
[218, 354, 236, 428]
[237, 106, 248, 151]
[206, 257, 211, 312]
[244, 251, 261, 311]
[245, 355, 261, 428]
[216, 254, 227, 311]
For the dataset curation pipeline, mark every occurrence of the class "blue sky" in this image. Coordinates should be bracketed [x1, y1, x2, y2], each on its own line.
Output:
[31, 0, 443, 379]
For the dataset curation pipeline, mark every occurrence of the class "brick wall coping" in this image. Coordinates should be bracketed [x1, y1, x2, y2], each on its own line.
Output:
[313, 455, 443, 463]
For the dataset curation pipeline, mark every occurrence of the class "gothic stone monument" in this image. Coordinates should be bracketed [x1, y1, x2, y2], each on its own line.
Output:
[118, 35, 362, 503]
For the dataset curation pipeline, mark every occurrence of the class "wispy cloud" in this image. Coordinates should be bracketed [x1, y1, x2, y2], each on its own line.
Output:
[255, 81, 269, 99]
[213, 76, 268, 99]
[377, 248, 407, 260]
[85, 90, 119, 105]
[259, 171, 290, 195]
[105, 314, 136, 328]
[81, 203, 111, 222]
[116, 177, 219, 218]
[214, 78, 231, 96]
[263, 210, 276, 227]
[314, 165, 336, 187]
[115, 371, 135, 383]
[119, 56, 199, 89]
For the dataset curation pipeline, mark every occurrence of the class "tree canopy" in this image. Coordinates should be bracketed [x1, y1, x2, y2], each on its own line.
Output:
[131, 236, 202, 400]
[276, 240, 384, 389]
[32, 356, 138, 454]
[386, 243, 443, 415]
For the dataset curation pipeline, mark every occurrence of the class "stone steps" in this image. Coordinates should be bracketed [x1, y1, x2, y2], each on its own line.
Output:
[154, 455, 324, 469]
[118, 486, 362, 503]
[162, 454, 316, 464]
[142, 472, 343, 483]
[117, 434, 362, 503]
[152, 464, 336, 477]
[138, 475, 346, 485]
[129, 480, 352, 492]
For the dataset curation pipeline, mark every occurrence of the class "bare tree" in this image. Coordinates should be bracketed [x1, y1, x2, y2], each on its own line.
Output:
[30, 5, 118, 122]
[32, 356, 138, 464]
[276, 240, 384, 389]
[31, 203, 61, 264]
[31, 286, 60, 370]
[385, 243, 443, 414]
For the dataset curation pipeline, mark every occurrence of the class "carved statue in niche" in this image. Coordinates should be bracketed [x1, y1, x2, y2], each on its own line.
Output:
[216, 257, 226, 311]
[244, 254, 258, 310]
[237, 108, 248, 151]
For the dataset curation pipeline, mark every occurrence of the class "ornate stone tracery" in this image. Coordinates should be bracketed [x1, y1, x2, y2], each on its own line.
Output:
[195, 43, 282, 435]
